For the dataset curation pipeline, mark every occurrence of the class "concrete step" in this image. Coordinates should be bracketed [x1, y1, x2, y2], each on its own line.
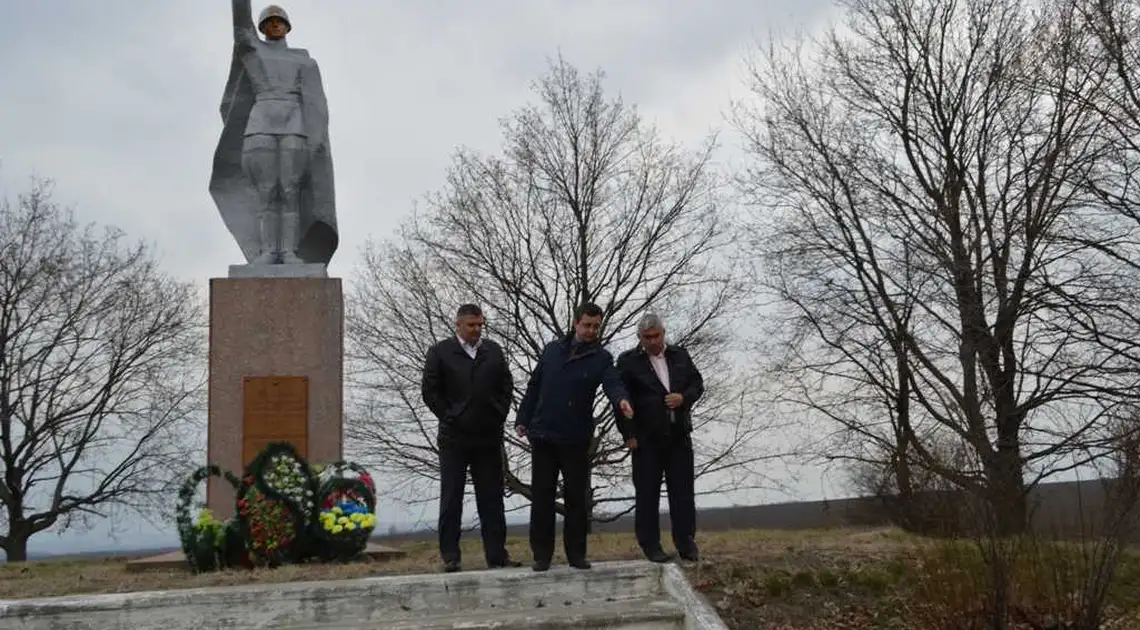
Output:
[286, 597, 685, 629]
[1, 561, 728, 629]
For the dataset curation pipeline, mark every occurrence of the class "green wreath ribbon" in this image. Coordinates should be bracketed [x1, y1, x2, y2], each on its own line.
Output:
[175, 464, 244, 573]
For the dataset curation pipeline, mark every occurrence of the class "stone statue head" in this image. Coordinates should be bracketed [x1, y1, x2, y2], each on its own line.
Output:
[258, 5, 292, 40]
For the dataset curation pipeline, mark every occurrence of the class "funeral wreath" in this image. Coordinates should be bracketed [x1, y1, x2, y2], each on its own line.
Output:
[175, 442, 379, 572]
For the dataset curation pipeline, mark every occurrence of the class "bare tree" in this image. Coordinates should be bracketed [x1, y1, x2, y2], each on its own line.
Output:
[1054, 0, 1140, 395]
[346, 58, 778, 522]
[757, 217, 937, 529]
[0, 179, 205, 562]
[736, 0, 1134, 535]
[1078, 0, 1140, 221]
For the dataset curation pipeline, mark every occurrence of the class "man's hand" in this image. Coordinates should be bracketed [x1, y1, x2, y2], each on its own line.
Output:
[665, 393, 684, 409]
[619, 400, 634, 419]
[514, 425, 528, 439]
[625, 438, 638, 450]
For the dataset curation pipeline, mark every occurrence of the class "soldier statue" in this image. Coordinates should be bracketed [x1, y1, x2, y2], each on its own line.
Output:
[208, 2, 338, 270]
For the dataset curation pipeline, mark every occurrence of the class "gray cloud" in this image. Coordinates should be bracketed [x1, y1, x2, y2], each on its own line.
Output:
[1, 0, 833, 278]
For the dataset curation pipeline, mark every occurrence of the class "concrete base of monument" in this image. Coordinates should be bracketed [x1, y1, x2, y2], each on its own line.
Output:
[123, 541, 407, 573]
[207, 277, 344, 521]
[1, 561, 728, 630]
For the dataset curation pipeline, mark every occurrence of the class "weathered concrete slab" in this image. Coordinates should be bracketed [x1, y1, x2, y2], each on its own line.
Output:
[0, 560, 727, 630]
[663, 564, 730, 630]
[124, 542, 406, 573]
[281, 598, 685, 629]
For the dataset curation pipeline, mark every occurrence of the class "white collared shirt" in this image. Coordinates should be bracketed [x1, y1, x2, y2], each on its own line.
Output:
[458, 335, 482, 359]
[647, 346, 669, 390]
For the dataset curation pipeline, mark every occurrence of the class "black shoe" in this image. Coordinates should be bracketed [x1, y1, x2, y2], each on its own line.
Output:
[443, 559, 462, 572]
[568, 557, 592, 570]
[533, 560, 551, 572]
[677, 547, 699, 562]
[489, 558, 523, 569]
[644, 548, 672, 563]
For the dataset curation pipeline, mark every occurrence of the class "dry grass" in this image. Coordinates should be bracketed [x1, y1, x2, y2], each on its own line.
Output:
[0, 527, 902, 601]
[6, 527, 1140, 629]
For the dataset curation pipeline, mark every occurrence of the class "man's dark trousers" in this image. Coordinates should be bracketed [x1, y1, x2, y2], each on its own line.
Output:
[438, 438, 509, 565]
[633, 431, 696, 553]
[528, 438, 590, 564]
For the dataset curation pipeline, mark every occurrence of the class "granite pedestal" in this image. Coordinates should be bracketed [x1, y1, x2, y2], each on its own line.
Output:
[206, 275, 344, 519]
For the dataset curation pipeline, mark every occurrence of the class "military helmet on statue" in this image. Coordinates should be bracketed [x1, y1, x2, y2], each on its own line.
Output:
[258, 5, 292, 33]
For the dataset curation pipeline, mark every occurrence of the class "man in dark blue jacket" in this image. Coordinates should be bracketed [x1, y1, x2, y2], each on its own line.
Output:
[514, 302, 633, 571]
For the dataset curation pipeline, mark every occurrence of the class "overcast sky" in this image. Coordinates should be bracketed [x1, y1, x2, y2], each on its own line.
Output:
[0, 0, 839, 556]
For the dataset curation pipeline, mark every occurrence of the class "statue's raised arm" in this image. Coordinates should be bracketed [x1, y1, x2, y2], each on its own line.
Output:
[232, 0, 255, 40]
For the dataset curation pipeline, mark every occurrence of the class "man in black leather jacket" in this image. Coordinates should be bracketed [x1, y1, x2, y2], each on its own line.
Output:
[616, 313, 704, 563]
[422, 304, 520, 572]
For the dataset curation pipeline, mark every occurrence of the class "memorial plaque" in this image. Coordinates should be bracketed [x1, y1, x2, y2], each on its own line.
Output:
[242, 375, 308, 465]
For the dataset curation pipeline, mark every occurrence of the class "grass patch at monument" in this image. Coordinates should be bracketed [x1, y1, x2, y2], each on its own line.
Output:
[2, 527, 895, 600]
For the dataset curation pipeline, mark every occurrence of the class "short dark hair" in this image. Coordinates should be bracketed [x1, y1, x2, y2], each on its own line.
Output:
[574, 302, 604, 322]
[456, 304, 483, 318]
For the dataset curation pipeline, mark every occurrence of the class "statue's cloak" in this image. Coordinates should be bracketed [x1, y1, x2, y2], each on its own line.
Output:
[207, 43, 338, 265]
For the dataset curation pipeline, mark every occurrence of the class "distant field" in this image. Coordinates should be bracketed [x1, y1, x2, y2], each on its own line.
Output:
[368, 478, 1138, 544]
[6, 526, 1140, 629]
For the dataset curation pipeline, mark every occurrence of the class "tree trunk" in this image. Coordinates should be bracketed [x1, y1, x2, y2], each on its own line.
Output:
[893, 342, 917, 531]
[4, 521, 31, 563]
[985, 393, 1028, 537]
[986, 447, 1028, 536]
